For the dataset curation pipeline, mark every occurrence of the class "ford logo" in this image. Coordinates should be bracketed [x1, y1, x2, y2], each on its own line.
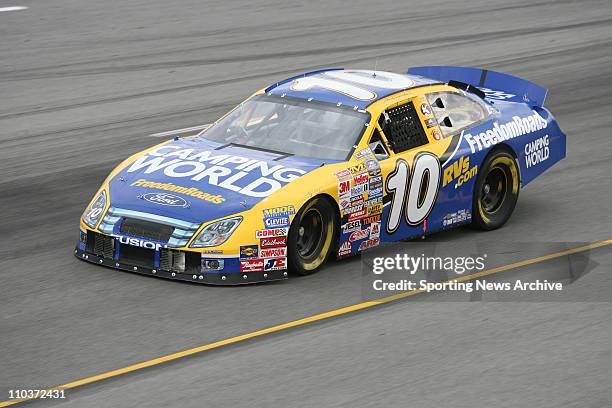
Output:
[142, 193, 188, 207]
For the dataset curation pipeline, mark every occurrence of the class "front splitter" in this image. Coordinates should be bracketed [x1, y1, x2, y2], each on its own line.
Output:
[74, 248, 288, 285]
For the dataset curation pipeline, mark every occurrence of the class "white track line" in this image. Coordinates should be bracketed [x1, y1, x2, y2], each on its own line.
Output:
[149, 124, 211, 138]
[0, 6, 28, 12]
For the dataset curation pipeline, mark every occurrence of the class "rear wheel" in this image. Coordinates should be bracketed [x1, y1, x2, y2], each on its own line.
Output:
[287, 197, 337, 275]
[472, 150, 520, 230]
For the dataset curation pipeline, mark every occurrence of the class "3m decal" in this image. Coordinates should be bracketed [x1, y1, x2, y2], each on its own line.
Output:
[338, 179, 351, 197]
[385, 153, 441, 233]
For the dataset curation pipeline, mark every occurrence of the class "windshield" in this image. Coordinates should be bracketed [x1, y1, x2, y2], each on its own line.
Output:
[201, 94, 369, 161]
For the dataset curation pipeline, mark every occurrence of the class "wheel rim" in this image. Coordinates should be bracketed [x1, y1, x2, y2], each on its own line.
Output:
[296, 208, 324, 259]
[480, 166, 508, 214]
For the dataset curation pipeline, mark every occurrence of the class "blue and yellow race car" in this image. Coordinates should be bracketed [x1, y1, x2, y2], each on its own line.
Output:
[76, 66, 566, 284]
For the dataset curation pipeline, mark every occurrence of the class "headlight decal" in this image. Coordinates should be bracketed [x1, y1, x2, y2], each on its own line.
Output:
[82, 190, 107, 228]
[190, 216, 242, 248]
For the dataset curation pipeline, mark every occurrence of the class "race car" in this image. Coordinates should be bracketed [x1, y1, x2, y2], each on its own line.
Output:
[76, 66, 566, 284]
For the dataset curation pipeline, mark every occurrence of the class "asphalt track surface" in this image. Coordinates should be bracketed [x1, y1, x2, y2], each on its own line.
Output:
[1, 0, 611, 406]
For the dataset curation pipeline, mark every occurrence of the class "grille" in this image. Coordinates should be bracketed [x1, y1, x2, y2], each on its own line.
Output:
[119, 245, 155, 268]
[383, 102, 428, 152]
[120, 218, 174, 241]
[160, 249, 200, 274]
[86, 232, 115, 259]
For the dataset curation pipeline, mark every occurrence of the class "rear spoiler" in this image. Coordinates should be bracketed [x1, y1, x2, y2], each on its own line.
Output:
[407, 66, 547, 107]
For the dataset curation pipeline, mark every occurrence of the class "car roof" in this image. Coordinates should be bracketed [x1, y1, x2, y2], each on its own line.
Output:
[264, 69, 440, 110]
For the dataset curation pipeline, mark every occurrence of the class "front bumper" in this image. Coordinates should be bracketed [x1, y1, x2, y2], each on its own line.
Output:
[75, 234, 288, 285]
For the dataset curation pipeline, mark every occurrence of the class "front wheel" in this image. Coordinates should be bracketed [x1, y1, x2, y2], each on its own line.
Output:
[287, 197, 337, 275]
[472, 150, 520, 230]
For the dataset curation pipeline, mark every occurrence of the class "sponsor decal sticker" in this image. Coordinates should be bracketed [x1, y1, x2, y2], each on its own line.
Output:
[524, 135, 550, 168]
[260, 236, 286, 248]
[443, 156, 478, 188]
[127, 148, 306, 198]
[421, 103, 432, 117]
[264, 216, 290, 229]
[369, 222, 381, 239]
[351, 184, 367, 195]
[464, 111, 548, 153]
[263, 205, 296, 217]
[353, 173, 368, 185]
[425, 118, 437, 128]
[345, 204, 364, 214]
[342, 220, 362, 233]
[348, 209, 366, 221]
[240, 259, 264, 272]
[338, 241, 352, 257]
[362, 214, 381, 225]
[369, 175, 382, 190]
[240, 245, 259, 259]
[365, 158, 381, 176]
[260, 247, 288, 258]
[348, 163, 367, 174]
[115, 235, 166, 251]
[349, 227, 370, 242]
[264, 257, 287, 271]
[369, 186, 383, 197]
[256, 228, 288, 238]
[141, 192, 189, 207]
[131, 179, 224, 204]
[432, 129, 442, 140]
[334, 169, 352, 180]
[367, 203, 383, 216]
[442, 209, 471, 227]
[354, 147, 373, 160]
[358, 237, 379, 251]
[350, 194, 365, 206]
[338, 179, 351, 198]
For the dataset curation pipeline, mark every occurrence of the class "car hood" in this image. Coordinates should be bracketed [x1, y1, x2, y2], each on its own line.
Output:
[108, 137, 328, 224]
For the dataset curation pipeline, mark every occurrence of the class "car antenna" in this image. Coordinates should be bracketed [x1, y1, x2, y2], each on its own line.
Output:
[372, 57, 378, 78]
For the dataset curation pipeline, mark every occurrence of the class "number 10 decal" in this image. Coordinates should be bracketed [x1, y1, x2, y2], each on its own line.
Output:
[385, 153, 441, 234]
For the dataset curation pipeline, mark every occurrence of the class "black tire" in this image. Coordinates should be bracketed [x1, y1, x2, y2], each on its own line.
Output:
[472, 150, 520, 230]
[287, 197, 337, 276]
